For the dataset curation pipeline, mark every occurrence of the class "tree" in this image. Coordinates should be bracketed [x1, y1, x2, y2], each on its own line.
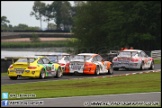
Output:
[42, 4, 54, 29]
[50, 1, 62, 30]
[49, 1, 72, 30]
[60, 1, 72, 31]
[1, 16, 10, 26]
[30, 1, 46, 30]
[1, 16, 10, 31]
[73, 1, 161, 53]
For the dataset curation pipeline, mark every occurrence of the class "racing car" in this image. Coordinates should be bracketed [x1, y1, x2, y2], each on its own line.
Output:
[112, 49, 154, 70]
[35, 53, 72, 72]
[64, 53, 113, 75]
[5, 56, 63, 80]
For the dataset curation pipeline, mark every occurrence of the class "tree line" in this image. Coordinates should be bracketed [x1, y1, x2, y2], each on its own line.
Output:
[1, 1, 161, 51]
[72, 1, 161, 52]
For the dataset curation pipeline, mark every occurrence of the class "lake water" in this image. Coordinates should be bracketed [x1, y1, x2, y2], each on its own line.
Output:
[1, 47, 73, 59]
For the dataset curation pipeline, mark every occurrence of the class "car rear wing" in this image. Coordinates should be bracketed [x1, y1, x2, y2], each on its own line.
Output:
[35, 54, 71, 62]
[4, 56, 38, 66]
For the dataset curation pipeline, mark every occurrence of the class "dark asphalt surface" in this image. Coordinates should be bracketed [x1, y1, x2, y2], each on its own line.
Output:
[1, 64, 161, 85]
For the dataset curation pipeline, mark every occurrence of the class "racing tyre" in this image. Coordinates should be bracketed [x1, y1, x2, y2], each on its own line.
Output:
[149, 62, 154, 70]
[108, 65, 113, 75]
[39, 69, 46, 79]
[9, 76, 18, 80]
[95, 66, 100, 75]
[140, 62, 145, 70]
[55, 67, 63, 78]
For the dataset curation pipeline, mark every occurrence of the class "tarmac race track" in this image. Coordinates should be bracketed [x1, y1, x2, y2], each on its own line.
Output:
[1, 64, 161, 85]
[1, 64, 161, 107]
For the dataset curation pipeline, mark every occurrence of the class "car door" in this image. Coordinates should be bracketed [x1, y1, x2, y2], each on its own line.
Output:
[141, 51, 150, 68]
[97, 55, 108, 72]
[42, 57, 56, 76]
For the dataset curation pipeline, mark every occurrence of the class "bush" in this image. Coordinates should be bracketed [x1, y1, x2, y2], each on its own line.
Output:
[30, 33, 40, 42]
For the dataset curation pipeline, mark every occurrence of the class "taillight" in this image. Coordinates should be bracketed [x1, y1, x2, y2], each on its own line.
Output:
[65, 63, 70, 67]
[131, 58, 138, 62]
[28, 66, 37, 69]
[59, 63, 65, 66]
[9, 65, 13, 69]
[65, 63, 70, 71]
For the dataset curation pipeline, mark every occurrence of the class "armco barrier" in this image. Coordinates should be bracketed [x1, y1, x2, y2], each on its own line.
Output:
[151, 50, 161, 59]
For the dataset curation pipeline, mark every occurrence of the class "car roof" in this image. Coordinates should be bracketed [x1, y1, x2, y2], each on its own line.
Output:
[123, 49, 142, 52]
[4, 56, 43, 60]
[77, 53, 98, 56]
[35, 52, 70, 56]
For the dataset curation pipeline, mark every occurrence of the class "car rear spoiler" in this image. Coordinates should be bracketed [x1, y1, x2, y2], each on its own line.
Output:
[4, 56, 38, 66]
[35, 54, 71, 62]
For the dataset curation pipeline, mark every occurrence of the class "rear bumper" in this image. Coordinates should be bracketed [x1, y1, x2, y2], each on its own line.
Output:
[113, 63, 141, 69]
[8, 69, 40, 78]
[64, 69, 95, 75]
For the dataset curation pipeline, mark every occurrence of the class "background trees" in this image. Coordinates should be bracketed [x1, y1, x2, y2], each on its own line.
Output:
[1, 16, 10, 31]
[73, 1, 161, 52]
[1, 1, 161, 51]
[30, 1, 46, 30]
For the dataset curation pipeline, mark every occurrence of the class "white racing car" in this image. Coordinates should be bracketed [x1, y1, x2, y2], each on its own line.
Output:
[64, 53, 113, 75]
[112, 49, 154, 70]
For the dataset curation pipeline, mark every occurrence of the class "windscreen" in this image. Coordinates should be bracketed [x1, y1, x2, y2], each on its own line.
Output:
[118, 51, 137, 57]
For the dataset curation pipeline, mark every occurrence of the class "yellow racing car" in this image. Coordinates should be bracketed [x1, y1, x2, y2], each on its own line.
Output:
[5, 56, 63, 80]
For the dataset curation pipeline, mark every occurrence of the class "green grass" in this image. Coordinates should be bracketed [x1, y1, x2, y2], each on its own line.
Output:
[154, 59, 161, 64]
[1, 72, 160, 100]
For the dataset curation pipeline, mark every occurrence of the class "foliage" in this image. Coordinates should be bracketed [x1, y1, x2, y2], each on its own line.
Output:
[49, 1, 72, 31]
[1, 16, 10, 26]
[30, 1, 46, 29]
[30, 33, 40, 42]
[73, 1, 161, 53]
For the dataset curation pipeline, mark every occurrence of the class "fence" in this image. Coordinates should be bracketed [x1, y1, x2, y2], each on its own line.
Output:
[151, 50, 161, 59]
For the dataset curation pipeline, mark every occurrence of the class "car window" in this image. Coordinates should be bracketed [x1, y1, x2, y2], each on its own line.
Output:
[42, 58, 50, 64]
[64, 56, 70, 61]
[92, 56, 98, 62]
[141, 51, 146, 57]
[119, 51, 137, 57]
[96, 55, 102, 61]
[38, 59, 44, 64]
[16, 58, 35, 63]
[141, 51, 148, 57]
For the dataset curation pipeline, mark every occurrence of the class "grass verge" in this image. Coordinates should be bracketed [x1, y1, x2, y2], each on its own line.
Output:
[1, 72, 160, 100]
[154, 59, 161, 64]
